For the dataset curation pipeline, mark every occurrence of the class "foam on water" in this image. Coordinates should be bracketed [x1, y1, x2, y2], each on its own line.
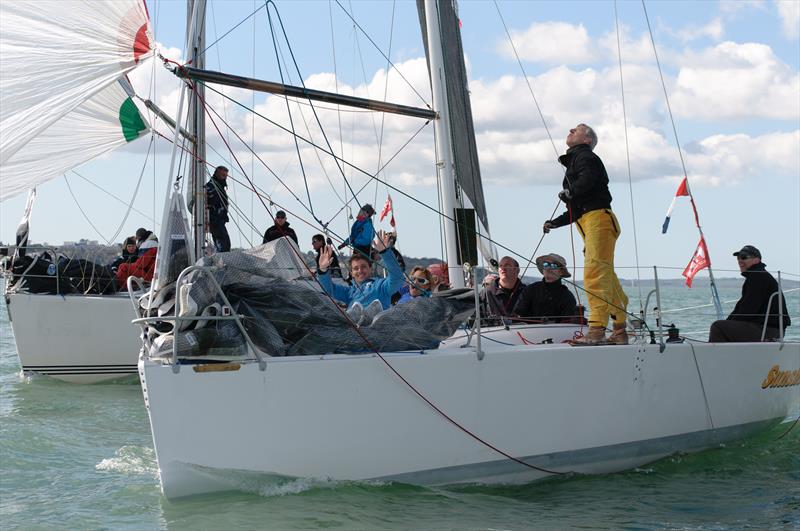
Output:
[96, 445, 158, 477]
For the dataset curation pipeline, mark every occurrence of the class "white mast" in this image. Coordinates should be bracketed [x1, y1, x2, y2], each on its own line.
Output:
[424, 0, 464, 288]
[187, 0, 207, 258]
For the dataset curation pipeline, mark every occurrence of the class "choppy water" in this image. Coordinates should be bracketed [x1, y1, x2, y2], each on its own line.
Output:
[1, 284, 798, 530]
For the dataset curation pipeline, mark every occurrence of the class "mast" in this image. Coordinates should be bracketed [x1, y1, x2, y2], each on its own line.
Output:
[424, 0, 463, 288]
[187, 0, 207, 258]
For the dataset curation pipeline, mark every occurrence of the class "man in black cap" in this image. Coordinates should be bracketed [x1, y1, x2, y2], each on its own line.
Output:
[262, 210, 298, 245]
[708, 245, 791, 342]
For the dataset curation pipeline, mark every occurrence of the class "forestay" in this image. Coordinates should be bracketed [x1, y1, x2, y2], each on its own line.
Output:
[0, 0, 153, 199]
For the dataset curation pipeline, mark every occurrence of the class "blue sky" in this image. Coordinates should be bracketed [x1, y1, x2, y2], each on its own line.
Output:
[1, 0, 798, 285]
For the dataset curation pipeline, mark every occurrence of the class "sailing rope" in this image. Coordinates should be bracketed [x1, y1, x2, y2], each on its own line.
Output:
[641, 0, 723, 319]
[614, 0, 644, 315]
[492, 0, 559, 160]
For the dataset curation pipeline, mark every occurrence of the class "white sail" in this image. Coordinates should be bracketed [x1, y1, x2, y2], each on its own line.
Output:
[0, 80, 150, 201]
[0, 0, 153, 170]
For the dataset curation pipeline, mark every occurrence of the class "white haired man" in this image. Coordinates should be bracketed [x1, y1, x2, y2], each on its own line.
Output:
[542, 124, 628, 344]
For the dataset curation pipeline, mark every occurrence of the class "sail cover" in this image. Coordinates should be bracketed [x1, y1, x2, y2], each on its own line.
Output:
[417, 0, 489, 230]
[0, 80, 150, 201]
[0, 0, 153, 180]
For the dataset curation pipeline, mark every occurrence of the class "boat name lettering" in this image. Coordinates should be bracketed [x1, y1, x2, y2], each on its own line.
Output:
[761, 365, 800, 389]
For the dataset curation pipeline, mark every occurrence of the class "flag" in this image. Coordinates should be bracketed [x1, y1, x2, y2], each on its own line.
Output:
[661, 177, 690, 234]
[682, 237, 710, 287]
[14, 188, 37, 259]
[379, 194, 395, 228]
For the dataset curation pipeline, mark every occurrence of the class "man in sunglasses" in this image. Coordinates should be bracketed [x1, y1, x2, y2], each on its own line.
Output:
[513, 253, 580, 324]
[708, 245, 791, 342]
[542, 124, 628, 344]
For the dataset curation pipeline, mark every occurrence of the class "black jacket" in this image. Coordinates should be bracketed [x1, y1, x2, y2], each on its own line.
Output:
[205, 177, 229, 226]
[550, 144, 613, 227]
[513, 279, 578, 323]
[263, 222, 298, 245]
[728, 262, 791, 330]
[479, 278, 525, 326]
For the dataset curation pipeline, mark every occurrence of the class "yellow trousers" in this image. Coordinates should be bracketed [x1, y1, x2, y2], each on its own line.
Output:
[575, 209, 628, 328]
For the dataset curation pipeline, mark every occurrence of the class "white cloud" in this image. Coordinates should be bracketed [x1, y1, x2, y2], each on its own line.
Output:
[775, 0, 800, 39]
[684, 130, 800, 186]
[498, 22, 596, 64]
[662, 17, 725, 43]
[720, 0, 766, 16]
[671, 41, 800, 120]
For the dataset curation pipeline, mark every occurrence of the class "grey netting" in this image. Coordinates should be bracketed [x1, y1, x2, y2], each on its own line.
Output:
[145, 235, 476, 360]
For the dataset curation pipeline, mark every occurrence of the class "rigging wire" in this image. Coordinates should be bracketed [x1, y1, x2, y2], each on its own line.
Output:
[492, 0, 559, 160]
[334, 0, 431, 108]
[64, 137, 154, 244]
[266, 5, 317, 220]
[264, 0, 365, 223]
[614, 0, 644, 314]
[195, 2, 265, 61]
[641, 0, 723, 320]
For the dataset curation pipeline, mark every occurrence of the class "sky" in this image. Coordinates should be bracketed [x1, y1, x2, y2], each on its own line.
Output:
[1, 0, 798, 286]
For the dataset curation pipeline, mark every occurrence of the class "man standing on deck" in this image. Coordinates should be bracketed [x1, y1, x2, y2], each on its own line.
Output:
[205, 166, 231, 252]
[542, 124, 628, 344]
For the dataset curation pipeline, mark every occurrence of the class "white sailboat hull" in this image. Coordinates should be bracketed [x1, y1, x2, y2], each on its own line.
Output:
[6, 292, 140, 383]
[140, 340, 800, 499]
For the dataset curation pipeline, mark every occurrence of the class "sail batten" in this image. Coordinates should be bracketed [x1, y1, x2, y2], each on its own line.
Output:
[0, 0, 153, 198]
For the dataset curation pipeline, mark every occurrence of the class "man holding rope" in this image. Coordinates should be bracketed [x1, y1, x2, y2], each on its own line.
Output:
[542, 124, 628, 344]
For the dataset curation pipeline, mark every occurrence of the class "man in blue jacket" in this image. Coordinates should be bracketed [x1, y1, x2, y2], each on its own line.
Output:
[319, 230, 404, 310]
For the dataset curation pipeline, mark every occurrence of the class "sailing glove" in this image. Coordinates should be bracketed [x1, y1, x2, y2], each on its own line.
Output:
[558, 188, 572, 202]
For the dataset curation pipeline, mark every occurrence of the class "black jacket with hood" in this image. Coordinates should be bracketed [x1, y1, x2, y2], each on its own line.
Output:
[728, 262, 791, 330]
[550, 144, 613, 228]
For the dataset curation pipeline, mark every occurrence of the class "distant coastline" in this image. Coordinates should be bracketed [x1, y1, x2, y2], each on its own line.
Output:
[3, 240, 798, 288]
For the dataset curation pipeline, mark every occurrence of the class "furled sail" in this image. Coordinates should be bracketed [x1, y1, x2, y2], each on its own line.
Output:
[0, 0, 153, 179]
[417, 0, 488, 231]
[0, 79, 150, 201]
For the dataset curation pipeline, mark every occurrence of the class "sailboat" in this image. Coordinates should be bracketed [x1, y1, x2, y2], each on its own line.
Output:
[136, 0, 799, 499]
[0, 1, 164, 383]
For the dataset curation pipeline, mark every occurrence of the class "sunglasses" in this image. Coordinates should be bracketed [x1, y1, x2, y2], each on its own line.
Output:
[540, 261, 562, 269]
[736, 254, 754, 260]
[410, 277, 430, 286]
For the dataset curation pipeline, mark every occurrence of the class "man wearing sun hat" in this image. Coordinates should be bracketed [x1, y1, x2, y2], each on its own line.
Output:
[708, 245, 791, 342]
[513, 253, 579, 324]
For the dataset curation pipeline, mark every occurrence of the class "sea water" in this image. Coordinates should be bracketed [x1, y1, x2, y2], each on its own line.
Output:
[1, 283, 798, 530]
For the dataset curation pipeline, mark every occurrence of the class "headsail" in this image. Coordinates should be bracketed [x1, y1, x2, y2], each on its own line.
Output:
[0, 79, 150, 201]
[0, 0, 153, 170]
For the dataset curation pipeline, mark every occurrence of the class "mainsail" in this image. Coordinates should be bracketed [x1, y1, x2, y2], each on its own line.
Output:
[0, 0, 153, 195]
[416, 0, 488, 232]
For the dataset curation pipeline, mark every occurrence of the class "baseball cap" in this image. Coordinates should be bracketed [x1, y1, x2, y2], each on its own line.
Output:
[275, 210, 286, 218]
[733, 245, 761, 259]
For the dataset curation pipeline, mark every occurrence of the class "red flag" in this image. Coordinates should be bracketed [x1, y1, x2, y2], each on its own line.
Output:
[682, 237, 710, 287]
[379, 194, 395, 228]
[662, 177, 689, 234]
